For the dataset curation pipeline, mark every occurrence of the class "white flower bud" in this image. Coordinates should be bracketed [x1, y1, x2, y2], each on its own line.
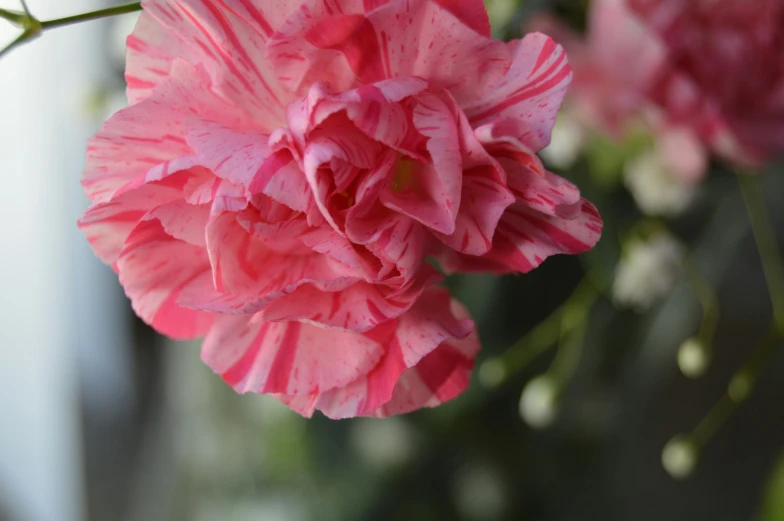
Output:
[662, 436, 699, 480]
[519, 375, 560, 429]
[677, 337, 711, 378]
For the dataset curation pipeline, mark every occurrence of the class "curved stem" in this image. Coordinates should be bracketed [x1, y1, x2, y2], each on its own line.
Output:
[691, 324, 781, 448]
[0, 2, 142, 60]
[684, 255, 720, 347]
[739, 174, 784, 333]
[39, 3, 142, 30]
[0, 30, 33, 59]
[484, 278, 599, 384]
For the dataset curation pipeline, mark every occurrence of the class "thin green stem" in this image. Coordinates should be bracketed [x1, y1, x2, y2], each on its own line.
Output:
[739, 174, 784, 334]
[0, 2, 142, 60]
[684, 255, 720, 347]
[691, 324, 781, 448]
[0, 30, 32, 59]
[489, 278, 599, 383]
[39, 3, 142, 30]
[549, 313, 587, 383]
[19, 0, 31, 16]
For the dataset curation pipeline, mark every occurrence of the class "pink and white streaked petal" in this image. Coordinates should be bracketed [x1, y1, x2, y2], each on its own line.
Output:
[502, 158, 584, 219]
[202, 314, 385, 396]
[140, 0, 293, 129]
[196, 212, 362, 313]
[435, 172, 514, 255]
[267, 0, 508, 101]
[84, 60, 245, 203]
[261, 265, 441, 332]
[371, 334, 478, 417]
[363, 213, 429, 282]
[116, 219, 213, 339]
[441, 200, 603, 274]
[276, 288, 476, 418]
[79, 181, 186, 264]
[464, 33, 572, 152]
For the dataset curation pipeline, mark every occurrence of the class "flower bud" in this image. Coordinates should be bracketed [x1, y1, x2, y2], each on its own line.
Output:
[677, 337, 711, 378]
[662, 435, 699, 480]
[519, 375, 560, 429]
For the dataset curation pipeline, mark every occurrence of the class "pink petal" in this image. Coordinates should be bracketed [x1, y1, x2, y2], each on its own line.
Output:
[435, 170, 514, 255]
[442, 199, 603, 274]
[201, 315, 385, 396]
[363, 213, 429, 283]
[380, 93, 462, 235]
[116, 219, 213, 339]
[276, 287, 476, 418]
[83, 60, 244, 203]
[140, 0, 295, 129]
[192, 212, 361, 314]
[502, 157, 584, 219]
[267, 0, 508, 101]
[79, 180, 187, 264]
[145, 200, 210, 247]
[464, 33, 572, 152]
[371, 332, 478, 417]
[185, 120, 314, 211]
[261, 266, 441, 332]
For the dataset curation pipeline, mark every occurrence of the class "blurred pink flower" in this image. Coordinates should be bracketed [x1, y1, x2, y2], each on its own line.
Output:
[628, 0, 784, 167]
[79, 0, 601, 418]
[530, 0, 708, 182]
[536, 0, 784, 173]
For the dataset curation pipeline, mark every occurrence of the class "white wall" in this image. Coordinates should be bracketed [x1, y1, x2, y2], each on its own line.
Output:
[0, 2, 135, 520]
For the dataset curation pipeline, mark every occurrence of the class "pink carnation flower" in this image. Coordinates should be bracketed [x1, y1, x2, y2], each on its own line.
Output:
[79, 0, 602, 418]
[628, 0, 784, 167]
[530, 0, 708, 182]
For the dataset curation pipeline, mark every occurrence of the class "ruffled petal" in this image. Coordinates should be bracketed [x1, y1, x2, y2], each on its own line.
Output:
[190, 212, 360, 313]
[276, 287, 476, 418]
[83, 60, 245, 203]
[464, 33, 572, 152]
[185, 120, 314, 211]
[140, 0, 296, 128]
[380, 94, 462, 235]
[261, 266, 441, 332]
[267, 0, 508, 101]
[116, 219, 213, 339]
[201, 315, 384, 396]
[440, 200, 603, 274]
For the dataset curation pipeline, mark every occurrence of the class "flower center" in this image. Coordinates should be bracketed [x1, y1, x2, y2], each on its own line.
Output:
[392, 156, 424, 193]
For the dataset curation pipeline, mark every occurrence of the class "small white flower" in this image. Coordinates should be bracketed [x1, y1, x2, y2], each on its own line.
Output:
[518, 375, 560, 429]
[624, 150, 697, 216]
[540, 112, 585, 170]
[613, 233, 684, 310]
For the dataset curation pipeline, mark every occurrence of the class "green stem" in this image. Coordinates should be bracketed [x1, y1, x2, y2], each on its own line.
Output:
[0, 30, 33, 59]
[739, 174, 784, 334]
[39, 3, 142, 30]
[0, 2, 142, 59]
[488, 278, 599, 383]
[549, 314, 587, 383]
[684, 255, 720, 347]
[691, 324, 781, 448]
